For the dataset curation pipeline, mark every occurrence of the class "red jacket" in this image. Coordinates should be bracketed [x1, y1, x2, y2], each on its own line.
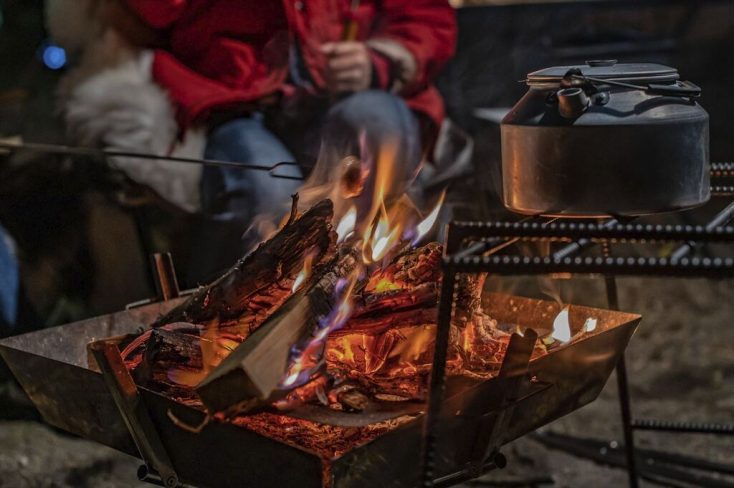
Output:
[123, 0, 456, 129]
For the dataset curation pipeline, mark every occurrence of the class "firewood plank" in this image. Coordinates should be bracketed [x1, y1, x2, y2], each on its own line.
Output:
[196, 247, 361, 413]
[152, 199, 336, 328]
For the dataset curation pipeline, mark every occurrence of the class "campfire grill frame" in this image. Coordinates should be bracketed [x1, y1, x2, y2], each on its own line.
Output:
[423, 167, 734, 487]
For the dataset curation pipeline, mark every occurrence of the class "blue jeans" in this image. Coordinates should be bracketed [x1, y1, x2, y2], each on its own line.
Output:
[0, 225, 19, 329]
[202, 113, 303, 221]
[201, 90, 422, 223]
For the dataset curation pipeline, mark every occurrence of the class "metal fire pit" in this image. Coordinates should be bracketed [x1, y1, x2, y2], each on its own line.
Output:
[0, 293, 638, 488]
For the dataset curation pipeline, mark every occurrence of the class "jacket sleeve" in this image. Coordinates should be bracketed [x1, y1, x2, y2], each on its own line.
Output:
[365, 0, 457, 95]
[122, 0, 188, 29]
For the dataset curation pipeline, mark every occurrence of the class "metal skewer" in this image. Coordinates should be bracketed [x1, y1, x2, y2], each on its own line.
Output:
[0, 141, 306, 180]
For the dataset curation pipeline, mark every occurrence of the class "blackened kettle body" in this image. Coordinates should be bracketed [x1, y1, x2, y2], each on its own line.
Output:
[501, 60, 709, 217]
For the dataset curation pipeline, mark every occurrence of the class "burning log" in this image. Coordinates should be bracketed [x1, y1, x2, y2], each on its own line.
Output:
[195, 247, 361, 413]
[142, 327, 204, 373]
[151, 198, 337, 335]
[119, 202, 515, 417]
[317, 244, 497, 402]
[354, 283, 439, 317]
[340, 307, 437, 335]
[364, 242, 442, 292]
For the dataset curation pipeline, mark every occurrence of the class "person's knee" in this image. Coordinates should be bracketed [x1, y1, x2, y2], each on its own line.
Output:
[205, 118, 262, 153]
[324, 90, 421, 167]
[336, 90, 406, 114]
[328, 90, 414, 134]
[204, 116, 297, 167]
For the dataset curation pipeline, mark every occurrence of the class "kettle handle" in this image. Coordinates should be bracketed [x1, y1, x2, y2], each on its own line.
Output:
[567, 72, 702, 100]
[646, 81, 701, 98]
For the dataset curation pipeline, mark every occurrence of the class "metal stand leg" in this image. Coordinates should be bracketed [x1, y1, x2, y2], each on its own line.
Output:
[605, 274, 639, 488]
[615, 355, 639, 488]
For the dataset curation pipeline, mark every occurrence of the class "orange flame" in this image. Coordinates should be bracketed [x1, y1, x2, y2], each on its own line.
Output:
[364, 203, 402, 263]
[292, 253, 315, 293]
[550, 306, 572, 343]
[413, 191, 446, 245]
[336, 206, 357, 244]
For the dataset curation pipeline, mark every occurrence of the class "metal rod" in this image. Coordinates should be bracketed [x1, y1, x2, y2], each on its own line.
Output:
[448, 220, 734, 244]
[0, 141, 306, 180]
[712, 186, 734, 197]
[553, 219, 618, 260]
[446, 255, 734, 277]
[452, 216, 543, 260]
[422, 267, 458, 487]
[632, 419, 734, 436]
[533, 431, 734, 488]
[602, 239, 639, 488]
[432, 453, 508, 488]
[615, 354, 639, 488]
[711, 162, 734, 179]
[571, 74, 646, 91]
[151, 253, 181, 301]
[671, 202, 734, 261]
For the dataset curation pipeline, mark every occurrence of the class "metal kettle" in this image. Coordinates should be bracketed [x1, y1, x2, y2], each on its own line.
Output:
[501, 60, 710, 217]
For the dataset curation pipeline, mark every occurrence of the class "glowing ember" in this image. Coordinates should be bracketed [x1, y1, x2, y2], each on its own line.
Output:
[336, 206, 357, 244]
[413, 191, 446, 245]
[551, 306, 572, 343]
[372, 278, 400, 292]
[291, 254, 314, 293]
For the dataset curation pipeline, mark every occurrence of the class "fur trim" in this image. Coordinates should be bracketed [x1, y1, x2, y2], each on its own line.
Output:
[60, 29, 204, 212]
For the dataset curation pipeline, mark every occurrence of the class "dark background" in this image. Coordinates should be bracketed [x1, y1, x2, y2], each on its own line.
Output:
[0, 2, 733, 487]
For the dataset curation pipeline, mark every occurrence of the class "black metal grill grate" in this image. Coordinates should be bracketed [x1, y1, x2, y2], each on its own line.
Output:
[422, 163, 734, 487]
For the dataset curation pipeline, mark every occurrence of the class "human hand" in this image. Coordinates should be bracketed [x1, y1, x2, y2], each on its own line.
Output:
[321, 42, 372, 94]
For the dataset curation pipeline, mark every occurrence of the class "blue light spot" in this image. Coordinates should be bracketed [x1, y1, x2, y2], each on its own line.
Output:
[42, 45, 67, 70]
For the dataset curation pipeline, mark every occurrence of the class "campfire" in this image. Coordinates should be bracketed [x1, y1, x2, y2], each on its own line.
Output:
[121, 201, 525, 404]
[0, 146, 642, 487]
[113, 180, 602, 458]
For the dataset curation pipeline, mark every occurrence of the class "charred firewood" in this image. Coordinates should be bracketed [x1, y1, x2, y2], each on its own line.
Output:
[152, 198, 337, 329]
[335, 388, 370, 412]
[358, 243, 484, 323]
[455, 273, 487, 324]
[147, 328, 204, 369]
[364, 242, 442, 292]
[133, 328, 204, 386]
[353, 283, 439, 318]
[196, 246, 361, 413]
[337, 307, 437, 335]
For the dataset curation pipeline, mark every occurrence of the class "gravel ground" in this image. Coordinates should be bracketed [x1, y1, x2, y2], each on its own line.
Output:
[1, 278, 732, 487]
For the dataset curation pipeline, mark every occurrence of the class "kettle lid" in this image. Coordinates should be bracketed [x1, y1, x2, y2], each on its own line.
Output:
[527, 60, 680, 87]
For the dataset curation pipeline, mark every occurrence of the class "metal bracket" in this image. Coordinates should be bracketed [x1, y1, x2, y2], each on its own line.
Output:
[466, 329, 539, 475]
[125, 252, 194, 310]
[89, 340, 181, 488]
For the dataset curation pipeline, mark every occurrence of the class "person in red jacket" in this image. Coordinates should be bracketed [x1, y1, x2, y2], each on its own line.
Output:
[116, 0, 456, 271]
